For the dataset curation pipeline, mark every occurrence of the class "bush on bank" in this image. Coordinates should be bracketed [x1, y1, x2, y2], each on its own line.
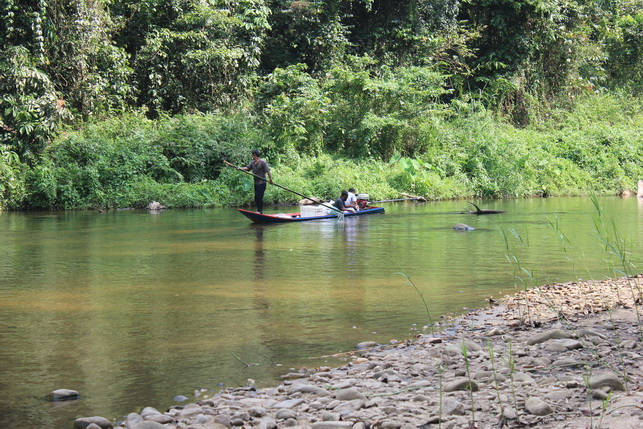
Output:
[0, 92, 641, 211]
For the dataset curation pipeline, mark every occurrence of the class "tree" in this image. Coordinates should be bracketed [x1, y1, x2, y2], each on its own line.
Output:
[112, 0, 271, 115]
[45, 0, 134, 117]
[0, 46, 63, 161]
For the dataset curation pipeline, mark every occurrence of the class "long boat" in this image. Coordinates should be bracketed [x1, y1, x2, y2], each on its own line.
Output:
[238, 206, 385, 224]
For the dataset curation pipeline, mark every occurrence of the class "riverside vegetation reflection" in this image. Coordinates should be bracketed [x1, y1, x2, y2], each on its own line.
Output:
[0, 197, 641, 428]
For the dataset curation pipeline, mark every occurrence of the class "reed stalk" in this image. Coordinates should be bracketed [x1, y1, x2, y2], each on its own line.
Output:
[461, 340, 476, 425]
[397, 270, 435, 334]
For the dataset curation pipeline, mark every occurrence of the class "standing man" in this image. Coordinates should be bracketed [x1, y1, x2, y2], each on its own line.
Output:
[240, 149, 273, 214]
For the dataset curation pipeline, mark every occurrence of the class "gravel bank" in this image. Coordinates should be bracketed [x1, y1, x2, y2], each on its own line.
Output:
[79, 275, 643, 429]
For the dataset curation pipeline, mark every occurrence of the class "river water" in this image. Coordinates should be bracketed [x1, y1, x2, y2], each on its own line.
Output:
[1, 197, 641, 428]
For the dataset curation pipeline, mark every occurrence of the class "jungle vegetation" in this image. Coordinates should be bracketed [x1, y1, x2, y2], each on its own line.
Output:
[1, 0, 642, 210]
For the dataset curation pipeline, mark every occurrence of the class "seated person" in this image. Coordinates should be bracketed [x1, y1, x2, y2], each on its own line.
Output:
[332, 190, 356, 214]
[345, 188, 359, 211]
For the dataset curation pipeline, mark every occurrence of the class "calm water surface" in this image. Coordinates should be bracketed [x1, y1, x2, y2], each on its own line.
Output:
[1, 197, 641, 428]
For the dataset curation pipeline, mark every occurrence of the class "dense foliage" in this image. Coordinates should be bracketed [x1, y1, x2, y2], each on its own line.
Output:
[1, 0, 642, 210]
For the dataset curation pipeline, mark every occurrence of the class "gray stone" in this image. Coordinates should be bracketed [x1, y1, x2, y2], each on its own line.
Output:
[589, 373, 626, 391]
[461, 340, 482, 351]
[443, 345, 462, 356]
[276, 409, 297, 420]
[487, 327, 505, 336]
[544, 390, 571, 401]
[442, 398, 466, 416]
[325, 399, 340, 409]
[503, 408, 517, 420]
[74, 417, 113, 429]
[552, 358, 580, 368]
[592, 390, 610, 400]
[144, 414, 173, 424]
[273, 398, 305, 408]
[125, 413, 143, 429]
[195, 414, 211, 424]
[527, 329, 574, 345]
[321, 411, 340, 421]
[284, 418, 298, 426]
[513, 372, 535, 383]
[258, 417, 278, 429]
[335, 388, 367, 401]
[232, 411, 250, 421]
[557, 339, 583, 350]
[131, 423, 167, 429]
[525, 397, 554, 416]
[140, 407, 162, 418]
[311, 422, 354, 429]
[443, 378, 479, 392]
[578, 328, 606, 339]
[48, 388, 79, 401]
[86, 425, 102, 429]
[212, 414, 231, 427]
[621, 339, 637, 349]
[248, 406, 266, 417]
[289, 383, 331, 396]
[544, 342, 568, 352]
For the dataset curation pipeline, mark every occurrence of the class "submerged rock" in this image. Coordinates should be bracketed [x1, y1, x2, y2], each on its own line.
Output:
[48, 388, 79, 401]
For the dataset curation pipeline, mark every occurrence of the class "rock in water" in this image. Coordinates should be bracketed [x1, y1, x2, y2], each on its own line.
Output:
[454, 223, 474, 231]
[48, 388, 79, 401]
[146, 201, 166, 211]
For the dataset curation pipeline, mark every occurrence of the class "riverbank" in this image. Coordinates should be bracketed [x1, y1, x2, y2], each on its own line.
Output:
[76, 274, 643, 429]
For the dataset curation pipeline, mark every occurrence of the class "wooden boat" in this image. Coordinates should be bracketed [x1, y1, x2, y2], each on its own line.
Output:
[238, 207, 385, 224]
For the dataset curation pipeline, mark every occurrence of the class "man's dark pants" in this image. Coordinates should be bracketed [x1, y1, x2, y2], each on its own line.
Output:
[254, 183, 266, 213]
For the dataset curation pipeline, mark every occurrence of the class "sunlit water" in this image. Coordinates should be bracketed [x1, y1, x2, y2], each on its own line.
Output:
[1, 197, 641, 428]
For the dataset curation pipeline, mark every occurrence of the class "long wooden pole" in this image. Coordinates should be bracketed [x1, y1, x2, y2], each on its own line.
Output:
[224, 161, 338, 212]
[368, 198, 422, 204]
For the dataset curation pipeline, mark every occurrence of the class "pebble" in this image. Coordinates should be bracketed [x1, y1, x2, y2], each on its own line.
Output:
[74, 416, 113, 429]
[125, 413, 143, 428]
[131, 423, 166, 429]
[525, 397, 554, 416]
[527, 329, 574, 345]
[443, 378, 479, 392]
[589, 373, 626, 391]
[335, 388, 367, 401]
[311, 422, 353, 429]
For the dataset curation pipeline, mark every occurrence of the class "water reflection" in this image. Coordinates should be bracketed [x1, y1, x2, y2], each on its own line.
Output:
[253, 225, 266, 281]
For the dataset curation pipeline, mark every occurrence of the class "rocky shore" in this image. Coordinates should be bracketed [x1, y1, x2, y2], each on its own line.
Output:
[76, 275, 643, 429]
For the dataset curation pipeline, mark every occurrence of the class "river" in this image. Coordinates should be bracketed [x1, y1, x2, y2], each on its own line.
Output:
[0, 197, 641, 428]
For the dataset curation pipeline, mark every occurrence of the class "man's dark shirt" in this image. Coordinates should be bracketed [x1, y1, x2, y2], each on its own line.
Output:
[245, 159, 270, 185]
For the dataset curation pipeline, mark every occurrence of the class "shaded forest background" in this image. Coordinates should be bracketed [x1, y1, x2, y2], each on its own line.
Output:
[1, 0, 642, 209]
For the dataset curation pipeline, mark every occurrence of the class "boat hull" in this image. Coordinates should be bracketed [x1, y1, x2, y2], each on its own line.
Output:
[238, 207, 385, 224]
